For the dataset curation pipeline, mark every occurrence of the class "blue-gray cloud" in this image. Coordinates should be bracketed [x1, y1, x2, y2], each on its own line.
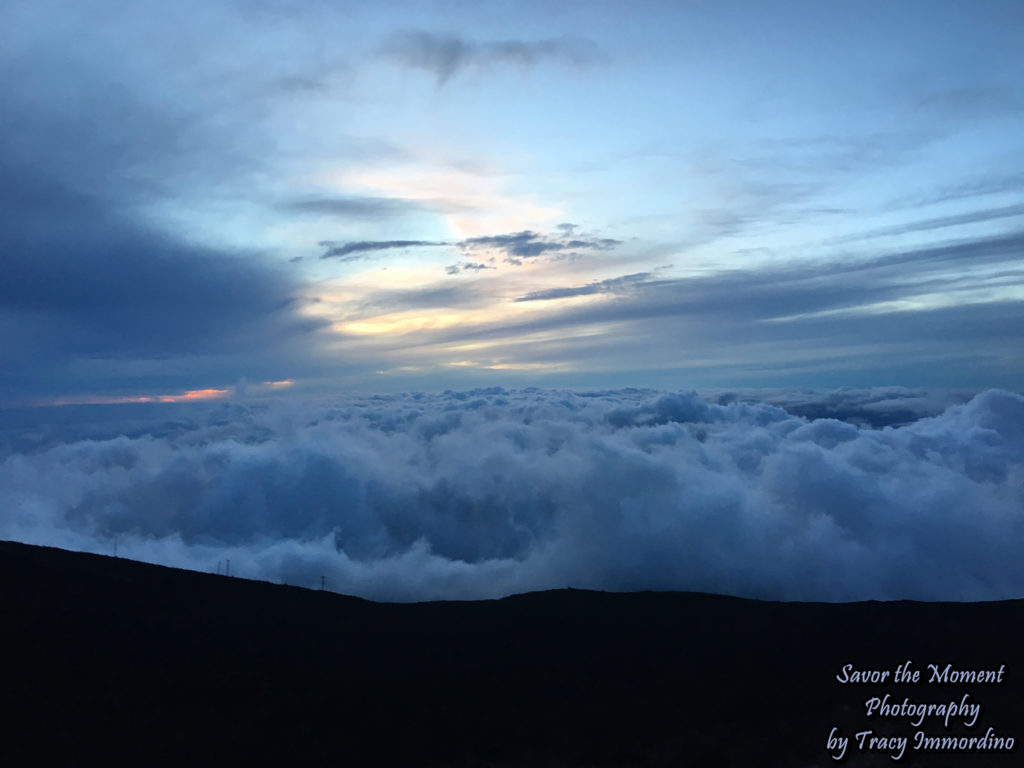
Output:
[284, 196, 429, 219]
[827, 203, 1024, 243]
[0, 4, 353, 402]
[447, 230, 1024, 335]
[709, 386, 974, 429]
[514, 272, 651, 302]
[445, 261, 494, 276]
[0, 157, 325, 402]
[408, 230, 1024, 387]
[355, 283, 492, 313]
[462, 231, 566, 258]
[319, 239, 447, 261]
[379, 31, 606, 85]
[892, 172, 1024, 208]
[318, 228, 622, 265]
[460, 230, 621, 263]
[915, 85, 1024, 120]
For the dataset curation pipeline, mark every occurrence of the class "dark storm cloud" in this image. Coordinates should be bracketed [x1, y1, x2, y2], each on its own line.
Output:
[0, 11, 346, 401]
[0, 159, 324, 399]
[3, 387, 1022, 601]
[379, 31, 606, 86]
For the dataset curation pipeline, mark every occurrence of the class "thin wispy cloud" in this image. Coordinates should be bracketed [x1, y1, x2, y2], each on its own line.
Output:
[459, 230, 621, 264]
[392, 230, 1024, 388]
[914, 85, 1024, 120]
[355, 283, 492, 313]
[284, 196, 429, 219]
[379, 31, 606, 86]
[319, 239, 447, 261]
[445, 261, 494, 276]
[317, 227, 622, 265]
[827, 203, 1024, 244]
[514, 272, 651, 302]
[891, 172, 1024, 208]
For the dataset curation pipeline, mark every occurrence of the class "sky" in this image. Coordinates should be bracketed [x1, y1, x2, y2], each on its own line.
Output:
[2, 0, 1023, 403]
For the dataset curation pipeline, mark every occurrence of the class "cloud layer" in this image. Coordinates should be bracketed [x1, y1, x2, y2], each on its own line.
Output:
[3, 387, 1022, 603]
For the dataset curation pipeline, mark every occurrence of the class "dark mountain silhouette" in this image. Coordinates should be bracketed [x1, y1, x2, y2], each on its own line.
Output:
[1, 540, 1021, 766]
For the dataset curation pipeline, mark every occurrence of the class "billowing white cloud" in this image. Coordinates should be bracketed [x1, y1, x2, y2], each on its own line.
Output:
[2, 387, 1022, 602]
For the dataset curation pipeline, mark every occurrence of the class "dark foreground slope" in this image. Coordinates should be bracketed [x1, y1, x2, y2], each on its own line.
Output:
[1, 541, 1021, 767]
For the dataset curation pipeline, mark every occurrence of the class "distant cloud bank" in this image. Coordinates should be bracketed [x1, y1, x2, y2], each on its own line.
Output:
[2, 387, 1021, 602]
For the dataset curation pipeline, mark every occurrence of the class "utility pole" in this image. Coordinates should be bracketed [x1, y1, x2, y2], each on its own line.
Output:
[320, 575, 325, 591]
[226, 559, 230, 578]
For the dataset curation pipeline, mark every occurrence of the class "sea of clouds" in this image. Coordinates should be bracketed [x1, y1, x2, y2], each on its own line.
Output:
[1, 386, 1022, 602]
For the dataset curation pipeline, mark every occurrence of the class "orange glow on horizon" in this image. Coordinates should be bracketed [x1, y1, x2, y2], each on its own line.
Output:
[43, 395, 159, 406]
[158, 388, 230, 403]
[31, 387, 231, 408]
